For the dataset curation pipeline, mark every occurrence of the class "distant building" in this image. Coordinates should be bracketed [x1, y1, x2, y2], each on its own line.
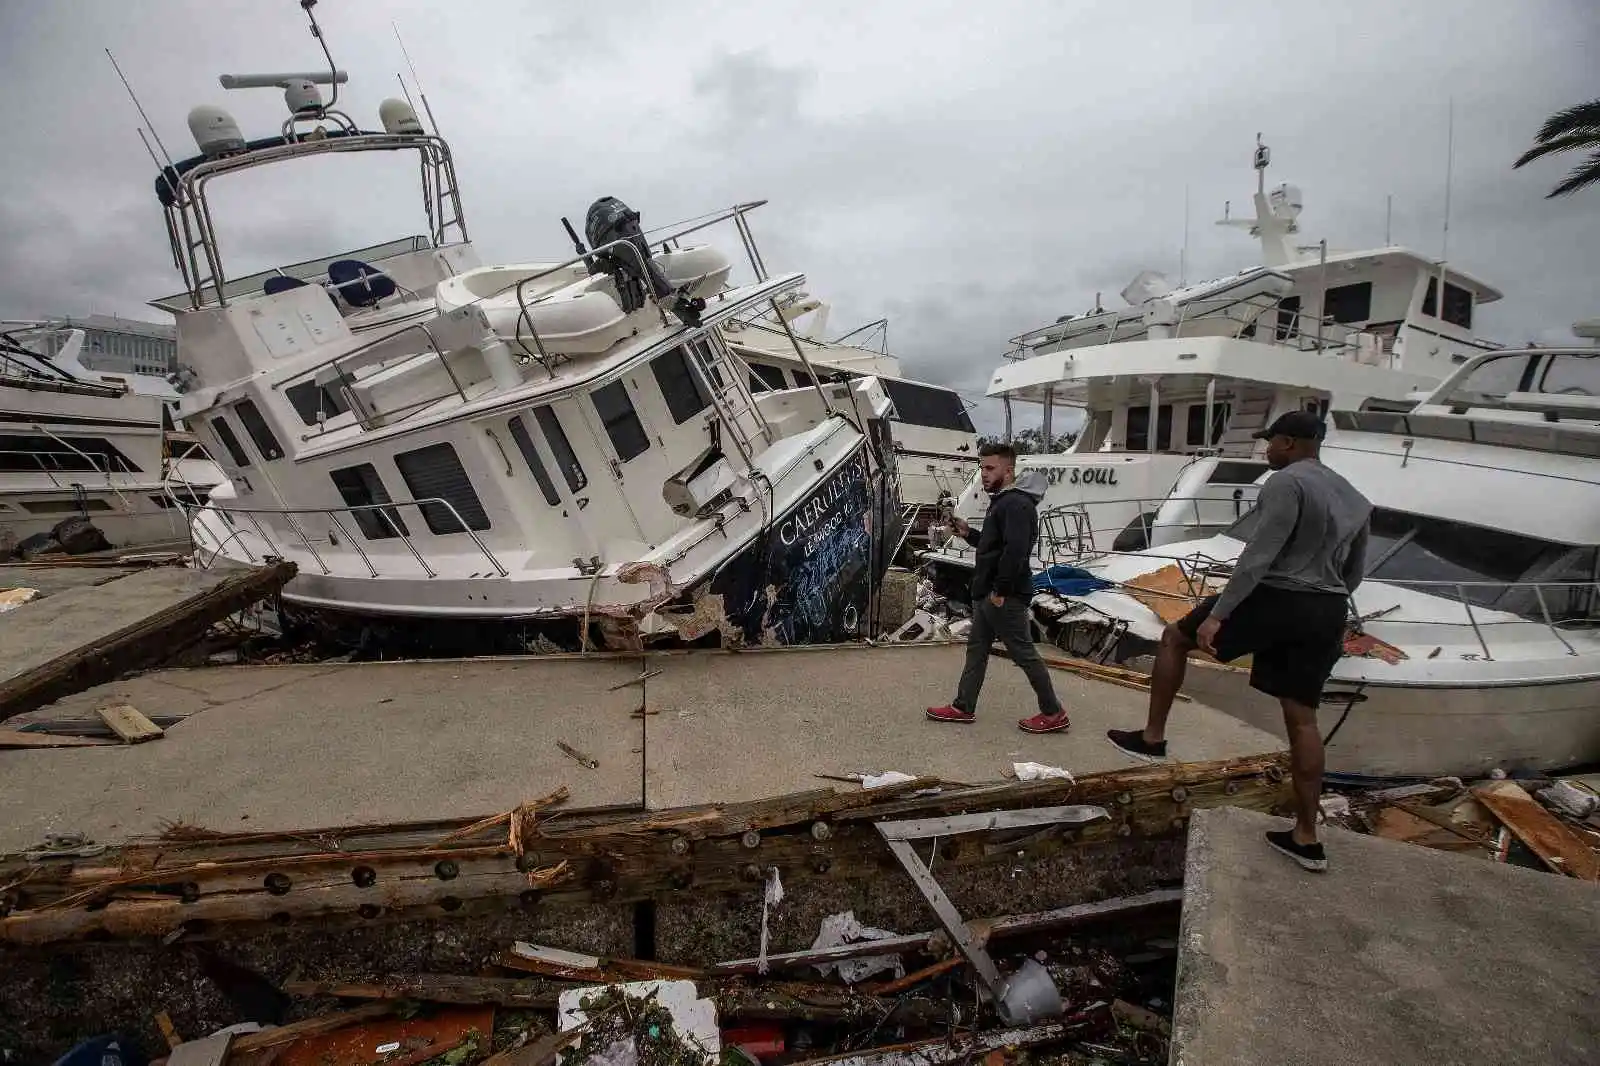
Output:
[32, 315, 177, 377]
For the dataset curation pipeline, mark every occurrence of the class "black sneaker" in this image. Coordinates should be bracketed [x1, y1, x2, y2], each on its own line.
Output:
[1266, 829, 1328, 872]
[1107, 728, 1167, 761]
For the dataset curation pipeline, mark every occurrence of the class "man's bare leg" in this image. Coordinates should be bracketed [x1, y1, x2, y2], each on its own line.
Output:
[1142, 624, 1194, 744]
[1280, 698, 1325, 844]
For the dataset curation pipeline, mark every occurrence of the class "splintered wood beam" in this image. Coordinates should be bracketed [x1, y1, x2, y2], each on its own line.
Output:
[0, 561, 297, 721]
[1473, 781, 1600, 881]
[0, 729, 118, 749]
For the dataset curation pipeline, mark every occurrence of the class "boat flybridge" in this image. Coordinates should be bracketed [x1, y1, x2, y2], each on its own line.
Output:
[723, 293, 978, 543]
[166, 3, 902, 651]
[922, 138, 1503, 595]
[1029, 343, 1600, 781]
[0, 325, 217, 556]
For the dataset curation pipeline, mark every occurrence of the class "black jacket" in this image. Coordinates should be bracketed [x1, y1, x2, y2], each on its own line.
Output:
[964, 477, 1042, 600]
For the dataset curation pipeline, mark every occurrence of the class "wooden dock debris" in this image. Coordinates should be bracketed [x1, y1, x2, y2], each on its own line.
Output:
[96, 702, 165, 744]
[1473, 780, 1600, 881]
[0, 753, 1285, 945]
[0, 728, 118, 749]
[0, 560, 296, 721]
[227, 1002, 397, 1054]
[285, 974, 561, 1009]
[498, 941, 706, 982]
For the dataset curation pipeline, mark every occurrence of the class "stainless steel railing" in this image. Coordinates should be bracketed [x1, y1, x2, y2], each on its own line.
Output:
[185, 496, 509, 579]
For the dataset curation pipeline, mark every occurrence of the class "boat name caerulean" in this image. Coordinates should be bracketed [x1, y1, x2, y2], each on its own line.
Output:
[779, 454, 868, 548]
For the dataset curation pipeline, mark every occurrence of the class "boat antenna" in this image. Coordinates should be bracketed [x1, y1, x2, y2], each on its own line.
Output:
[1385, 193, 1393, 246]
[396, 73, 419, 117]
[105, 48, 178, 171]
[393, 20, 442, 135]
[1436, 98, 1455, 314]
[301, 0, 341, 110]
[1179, 183, 1190, 286]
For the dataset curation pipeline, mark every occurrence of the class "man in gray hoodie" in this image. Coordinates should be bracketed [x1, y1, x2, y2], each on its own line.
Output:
[926, 443, 1068, 734]
[1109, 411, 1371, 872]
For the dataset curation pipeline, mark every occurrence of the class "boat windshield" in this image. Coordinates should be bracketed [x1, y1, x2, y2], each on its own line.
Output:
[1221, 503, 1599, 621]
[1436, 350, 1600, 407]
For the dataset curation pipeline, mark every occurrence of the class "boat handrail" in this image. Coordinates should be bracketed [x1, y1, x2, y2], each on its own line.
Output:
[1028, 492, 1261, 566]
[185, 496, 509, 579]
[0, 448, 141, 488]
[276, 203, 775, 424]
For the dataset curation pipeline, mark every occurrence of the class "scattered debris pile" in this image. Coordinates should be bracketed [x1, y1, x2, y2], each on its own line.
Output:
[1335, 774, 1600, 880]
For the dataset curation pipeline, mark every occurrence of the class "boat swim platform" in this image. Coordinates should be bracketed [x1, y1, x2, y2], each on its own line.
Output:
[0, 643, 1280, 853]
[0, 560, 296, 722]
[1173, 806, 1600, 1066]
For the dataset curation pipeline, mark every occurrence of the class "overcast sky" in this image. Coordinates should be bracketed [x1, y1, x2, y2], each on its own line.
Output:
[2, 0, 1595, 433]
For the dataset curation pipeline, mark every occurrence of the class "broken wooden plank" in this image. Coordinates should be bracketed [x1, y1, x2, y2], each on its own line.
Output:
[479, 1028, 587, 1066]
[283, 975, 560, 1009]
[0, 561, 296, 721]
[1473, 780, 1600, 881]
[96, 703, 164, 744]
[0, 728, 118, 749]
[497, 941, 705, 982]
[786, 1010, 1103, 1066]
[154, 1010, 182, 1050]
[861, 958, 962, 996]
[229, 1002, 396, 1053]
[431, 787, 571, 848]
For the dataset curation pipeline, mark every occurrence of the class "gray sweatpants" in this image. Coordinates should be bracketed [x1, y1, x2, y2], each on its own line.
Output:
[953, 596, 1063, 717]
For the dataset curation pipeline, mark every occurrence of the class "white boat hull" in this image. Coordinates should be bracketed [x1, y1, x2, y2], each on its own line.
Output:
[1179, 661, 1600, 781]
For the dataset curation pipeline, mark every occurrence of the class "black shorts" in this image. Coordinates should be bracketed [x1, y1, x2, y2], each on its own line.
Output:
[1176, 586, 1349, 706]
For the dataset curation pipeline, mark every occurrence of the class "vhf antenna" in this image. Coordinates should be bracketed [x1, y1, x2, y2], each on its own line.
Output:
[393, 20, 442, 136]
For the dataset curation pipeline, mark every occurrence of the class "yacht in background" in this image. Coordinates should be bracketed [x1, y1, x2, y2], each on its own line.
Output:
[1028, 342, 1600, 782]
[167, 4, 901, 652]
[723, 293, 977, 549]
[922, 138, 1502, 595]
[0, 326, 215, 555]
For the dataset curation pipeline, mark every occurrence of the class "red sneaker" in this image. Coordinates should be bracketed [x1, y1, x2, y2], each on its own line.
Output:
[926, 705, 976, 724]
[1018, 712, 1071, 734]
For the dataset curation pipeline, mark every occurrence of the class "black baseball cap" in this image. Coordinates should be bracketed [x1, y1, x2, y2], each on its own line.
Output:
[1253, 411, 1327, 441]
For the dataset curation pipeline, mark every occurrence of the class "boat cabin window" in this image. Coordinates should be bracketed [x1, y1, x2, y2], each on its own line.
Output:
[21, 498, 113, 513]
[393, 443, 491, 534]
[209, 418, 251, 468]
[750, 363, 788, 391]
[508, 416, 561, 507]
[0, 434, 141, 474]
[1184, 403, 1230, 448]
[1205, 460, 1266, 485]
[1363, 507, 1596, 620]
[1323, 282, 1372, 325]
[793, 370, 815, 389]
[234, 400, 284, 461]
[881, 379, 977, 433]
[286, 380, 351, 426]
[592, 381, 650, 462]
[329, 463, 409, 540]
[1438, 351, 1598, 408]
[534, 407, 587, 492]
[1125, 405, 1173, 451]
[651, 348, 712, 424]
[1421, 279, 1473, 330]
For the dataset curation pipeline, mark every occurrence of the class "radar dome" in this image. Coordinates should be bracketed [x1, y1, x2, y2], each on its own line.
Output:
[379, 98, 424, 135]
[283, 78, 324, 115]
[187, 105, 245, 157]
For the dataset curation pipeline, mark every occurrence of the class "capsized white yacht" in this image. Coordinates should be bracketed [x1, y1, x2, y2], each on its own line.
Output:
[922, 138, 1502, 595]
[163, 5, 901, 652]
[0, 325, 219, 557]
[723, 293, 978, 547]
[1027, 343, 1600, 782]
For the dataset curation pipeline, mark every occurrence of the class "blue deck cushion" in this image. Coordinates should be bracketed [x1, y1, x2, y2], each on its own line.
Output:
[1032, 564, 1115, 598]
[327, 259, 397, 308]
[263, 275, 310, 295]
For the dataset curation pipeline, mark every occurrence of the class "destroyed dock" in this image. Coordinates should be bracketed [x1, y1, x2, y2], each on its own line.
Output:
[2, 567, 1598, 1065]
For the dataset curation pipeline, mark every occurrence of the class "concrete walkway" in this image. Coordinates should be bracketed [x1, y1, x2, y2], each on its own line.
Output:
[0, 644, 1280, 852]
[1173, 806, 1600, 1066]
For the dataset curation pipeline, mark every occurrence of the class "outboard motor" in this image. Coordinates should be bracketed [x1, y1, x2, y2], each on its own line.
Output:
[584, 196, 706, 327]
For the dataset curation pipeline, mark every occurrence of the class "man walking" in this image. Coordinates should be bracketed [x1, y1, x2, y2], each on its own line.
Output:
[926, 443, 1069, 734]
[1107, 412, 1370, 872]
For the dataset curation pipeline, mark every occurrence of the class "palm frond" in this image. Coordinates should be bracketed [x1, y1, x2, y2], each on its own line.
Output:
[1534, 99, 1600, 143]
[1514, 131, 1600, 169]
[1547, 149, 1600, 198]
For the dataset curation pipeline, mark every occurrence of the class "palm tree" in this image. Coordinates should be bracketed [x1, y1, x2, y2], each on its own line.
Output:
[1514, 99, 1600, 197]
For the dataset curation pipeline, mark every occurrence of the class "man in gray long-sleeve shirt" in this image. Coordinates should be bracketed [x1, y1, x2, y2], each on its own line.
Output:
[1109, 411, 1371, 872]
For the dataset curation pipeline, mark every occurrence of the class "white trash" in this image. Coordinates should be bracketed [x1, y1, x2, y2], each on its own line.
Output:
[1013, 762, 1075, 784]
[808, 911, 906, 985]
